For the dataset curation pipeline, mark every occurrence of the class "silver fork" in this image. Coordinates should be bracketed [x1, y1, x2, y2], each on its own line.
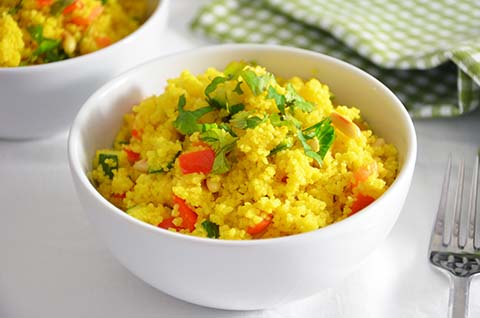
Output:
[428, 153, 480, 318]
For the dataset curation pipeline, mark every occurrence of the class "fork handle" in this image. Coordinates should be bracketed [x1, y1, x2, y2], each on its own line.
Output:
[449, 276, 471, 318]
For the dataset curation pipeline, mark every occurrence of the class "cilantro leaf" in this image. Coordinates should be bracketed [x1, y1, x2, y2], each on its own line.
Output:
[200, 128, 237, 174]
[27, 24, 67, 62]
[173, 95, 214, 135]
[297, 118, 335, 165]
[296, 128, 323, 165]
[27, 25, 43, 43]
[269, 136, 294, 156]
[205, 76, 227, 97]
[304, 118, 335, 160]
[34, 38, 61, 56]
[267, 86, 286, 115]
[202, 220, 220, 238]
[233, 82, 243, 95]
[224, 61, 247, 79]
[227, 103, 245, 115]
[240, 69, 273, 96]
[230, 111, 265, 130]
[285, 83, 314, 113]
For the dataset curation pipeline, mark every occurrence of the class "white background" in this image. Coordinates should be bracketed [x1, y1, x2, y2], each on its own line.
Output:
[2, 1, 480, 317]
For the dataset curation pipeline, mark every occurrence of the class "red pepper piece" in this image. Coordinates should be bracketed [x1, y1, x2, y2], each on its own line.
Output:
[178, 148, 215, 175]
[349, 194, 375, 216]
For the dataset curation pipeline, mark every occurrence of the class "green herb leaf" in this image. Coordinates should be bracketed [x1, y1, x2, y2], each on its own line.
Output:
[240, 69, 273, 96]
[202, 220, 219, 238]
[34, 38, 60, 56]
[173, 95, 214, 135]
[230, 111, 265, 130]
[98, 153, 118, 179]
[27, 24, 66, 62]
[27, 25, 43, 43]
[269, 136, 294, 156]
[267, 86, 286, 115]
[44, 47, 68, 62]
[285, 83, 314, 113]
[297, 118, 335, 165]
[205, 76, 227, 97]
[296, 128, 323, 165]
[224, 61, 247, 79]
[304, 118, 335, 160]
[227, 103, 245, 115]
[200, 128, 237, 174]
[233, 82, 243, 95]
[204, 77, 228, 110]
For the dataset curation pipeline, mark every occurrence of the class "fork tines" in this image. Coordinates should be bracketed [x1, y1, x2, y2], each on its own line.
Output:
[430, 153, 479, 253]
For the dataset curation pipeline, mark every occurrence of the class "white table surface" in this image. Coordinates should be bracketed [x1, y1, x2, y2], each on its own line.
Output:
[2, 1, 480, 317]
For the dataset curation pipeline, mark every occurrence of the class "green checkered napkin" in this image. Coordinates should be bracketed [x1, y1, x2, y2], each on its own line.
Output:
[191, 0, 480, 118]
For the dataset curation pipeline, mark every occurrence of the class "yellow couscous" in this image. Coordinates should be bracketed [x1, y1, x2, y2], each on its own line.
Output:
[0, 0, 148, 66]
[90, 62, 399, 240]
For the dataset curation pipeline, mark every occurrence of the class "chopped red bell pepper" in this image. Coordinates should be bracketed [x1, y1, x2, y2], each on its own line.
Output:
[63, 0, 83, 14]
[112, 192, 126, 199]
[124, 148, 140, 163]
[95, 36, 112, 48]
[173, 195, 198, 232]
[70, 5, 103, 26]
[349, 194, 375, 216]
[131, 129, 142, 140]
[178, 148, 215, 175]
[159, 197, 199, 232]
[247, 214, 273, 235]
[158, 217, 180, 231]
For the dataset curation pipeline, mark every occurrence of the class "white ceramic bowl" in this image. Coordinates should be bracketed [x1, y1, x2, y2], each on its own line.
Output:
[0, 0, 169, 140]
[68, 44, 417, 310]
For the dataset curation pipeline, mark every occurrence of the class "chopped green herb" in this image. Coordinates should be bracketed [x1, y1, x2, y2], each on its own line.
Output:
[296, 118, 335, 165]
[27, 25, 43, 43]
[205, 76, 227, 97]
[204, 77, 229, 109]
[224, 61, 247, 79]
[230, 111, 265, 130]
[27, 24, 67, 62]
[296, 128, 324, 166]
[240, 69, 273, 96]
[200, 128, 237, 174]
[227, 103, 245, 115]
[202, 220, 219, 238]
[34, 38, 61, 56]
[233, 82, 244, 95]
[267, 86, 286, 115]
[173, 95, 214, 135]
[98, 153, 118, 179]
[303, 118, 335, 160]
[285, 83, 314, 113]
[269, 137, 294, 156]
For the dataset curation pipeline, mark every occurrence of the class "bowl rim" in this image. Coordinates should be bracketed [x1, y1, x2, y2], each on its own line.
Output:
[0, 0, 169, 73]
[68, 43, 417, 247]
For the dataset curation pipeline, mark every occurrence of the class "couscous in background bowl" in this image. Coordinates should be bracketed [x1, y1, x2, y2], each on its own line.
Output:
[68, 44, 417, 310]
[0, 0, 169, 140]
